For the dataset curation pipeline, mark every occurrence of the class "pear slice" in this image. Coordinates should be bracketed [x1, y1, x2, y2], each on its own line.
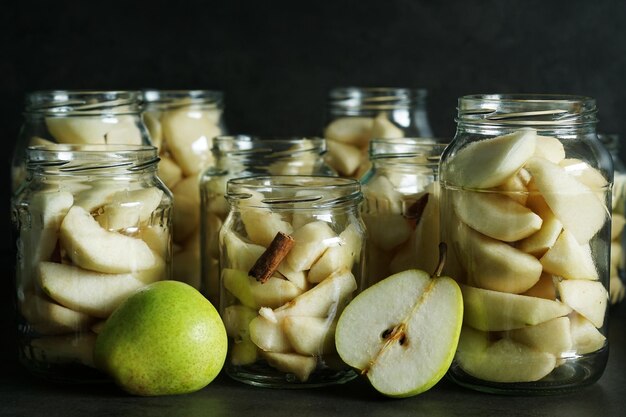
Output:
[456, 326, 556, 383]
[96, 187, 164, 230]
[363, 175, 404, 214]
[612, 213, 626, 240]
[335, 268, 463, 398]
[444, 128, 537, 189]
[38, 261, 163, 318]
[517, 194, 562, 257]
[30, 333, 97, 367]
[276, 262, 309, 290]
[522, 273, 557, 300]
[364, 213, 412, 252]
[286, 221, 339, 272]
[139, 225, 170, 260]
[507, 316, 572, 355]
[570, 314, 606, 354]
[282, 316, 336, 355]
[72, 182, 128, 213]
[325, 139, 363, 177]
[457, 224, 542, 294]
[241, 208, 293, 248]
[461, 284, 572, 331]
[274, 268, 357, 319]
[559, 158, 608, 190]
[59, 206, 157, 274]
[221, 269, 303, 309]
[260, 351, 318, 382]
[222, 305, 257, 341]
[557, 280, 607, 328]
[46, 116, 142, 145]
[230, 340, 258, 366]
[308, 245, 353, 284]
[525, 157, 607, 244]
[452, 190, 542, 242]
[221, 269, 257, 309]
[534, 135, 565, 163]
[221, 231, 266, 273]
[20, 292, 95, 335]
[495, 169, 531, 205]
[371, 112, 404, 138]
[539, 230, 598, 280]
[249, 315, 292, 352]
[157, 156, 183, 189]
[324, 116, 373, 147]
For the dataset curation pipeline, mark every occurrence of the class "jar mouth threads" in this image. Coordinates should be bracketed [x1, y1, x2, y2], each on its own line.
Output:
[369, 137, 448, 164]
[24, 90, 143, 115]
[329, 87, 427, 113]
[457, 94, 597, 127]
[141, 90, 223, 110]
[213, 136, 327, 158]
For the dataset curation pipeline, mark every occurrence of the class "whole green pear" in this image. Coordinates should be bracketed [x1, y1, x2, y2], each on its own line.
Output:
[94, 280, 227, 396]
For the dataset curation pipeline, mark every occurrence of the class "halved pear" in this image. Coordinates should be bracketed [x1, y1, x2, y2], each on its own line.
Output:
[461, 284, 572, 331]
[324, 116, 373, 147]
[249, 315, 292, 352]
[45, 115, 142, 145]
[539, 230, 598, 280]
[286, 221, 338, 272]
[525, 157, 607, 244]
[557, 280, 607, 328]
[283, 316, 337, 356]
[59, 206, 157, 274]
[30, 333, 97, 367]
[534, 135, 565, 163]
[507, 316, 572, 355]
[260, 351, 318, 382]
[96, 187, 164, 231]
[444, 128, 537, 189]
[335, 268, 463, 398]
[20, 292, 95, 335]
[38, 260, 163, 318]
[569, 314, 606, 354]
[455, 326, 556, 383]
[452, 190, 542, 242]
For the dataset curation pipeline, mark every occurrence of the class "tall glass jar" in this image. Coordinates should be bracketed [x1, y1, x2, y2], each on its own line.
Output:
[360, 138, 447, 287]
[12, 90, 151, 191]
[598, 134, 626, 304]
[11, 144, 172, 382]
[219, 175, 365, 387]
[199, 136, 336, 306]
[324, 87, 434, 179]
[440, 94, 612, 394]
[141, 90, 226, 290]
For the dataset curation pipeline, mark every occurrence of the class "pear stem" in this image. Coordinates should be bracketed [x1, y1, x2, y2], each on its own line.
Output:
[431, 242, 447, 278]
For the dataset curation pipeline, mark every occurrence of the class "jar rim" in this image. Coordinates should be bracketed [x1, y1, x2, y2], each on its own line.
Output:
[213, 135, 327, 156]
[24, 90, 142, 115]
[369, 137, 448, 162]
[329, 87, 427, 111]
[141, 89, 223, 108]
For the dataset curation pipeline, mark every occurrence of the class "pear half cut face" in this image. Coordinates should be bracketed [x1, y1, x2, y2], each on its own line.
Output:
[335, 269, 463, 398]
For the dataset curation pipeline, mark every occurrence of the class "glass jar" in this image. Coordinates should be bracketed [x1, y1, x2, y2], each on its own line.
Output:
[199, 136, 336, 306]
[219, 175, 365, 387]
[598, 134, 626, 304]
[440, 94, 612, 394]
[141, 90, 225, 290]
[12, 90, 151, 192]
[360, 138, 447, 287]
[324, 87, 434, 179]
[11, 144, 172, 382]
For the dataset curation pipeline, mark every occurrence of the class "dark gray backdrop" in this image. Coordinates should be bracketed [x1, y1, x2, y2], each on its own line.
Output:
[2, 0, 626, 367]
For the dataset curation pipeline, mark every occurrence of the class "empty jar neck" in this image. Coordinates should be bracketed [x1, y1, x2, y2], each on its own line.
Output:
[455, 94, 598, 135]
[369, 138, 446, 170]
[328, 87, 427, 117]
[24, 90, 142, 117]
[141, 90, 223, 111]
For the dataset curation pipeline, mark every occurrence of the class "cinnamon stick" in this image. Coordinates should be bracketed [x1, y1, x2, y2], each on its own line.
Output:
[249, 231, 295, 283]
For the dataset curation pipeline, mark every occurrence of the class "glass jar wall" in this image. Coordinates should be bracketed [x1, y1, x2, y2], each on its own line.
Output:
[360, 138, 447, 287]
[11, 144, 172, 382]
[12, 90, 151, 191]
[324, 87, 434, 178]
[440, 94, 612, 394]
[219, 175, 365, 387]
[199, 136, 336, 306]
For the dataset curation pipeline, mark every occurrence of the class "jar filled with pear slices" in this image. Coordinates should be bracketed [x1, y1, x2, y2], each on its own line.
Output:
[141, 90, 226, 290]
[12, 90, 152, 192]
[11, 144, 172, 381]
[440, 94, 612, 394]
[219, 175, 365, 387]
[323, 87, 433, 178]
[360, 138, 447, 287]
[199, 136, 336, 306]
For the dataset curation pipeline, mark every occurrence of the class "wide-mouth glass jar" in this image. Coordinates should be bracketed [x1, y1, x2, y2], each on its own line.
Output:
[12, 90, 151, 191]
[12, 144, 172, 382]
[360, 138, 447, 287]
[324, 87, 434, 178]
[440, 94, 612, 394]
[199, 136, 336, 305]
[219, 175, 365, 387]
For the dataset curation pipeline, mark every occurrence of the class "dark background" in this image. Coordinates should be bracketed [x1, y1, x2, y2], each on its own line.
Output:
[2, 0, 626, 370]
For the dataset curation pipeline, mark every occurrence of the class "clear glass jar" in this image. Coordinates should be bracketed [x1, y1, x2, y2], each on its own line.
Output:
[199, 136, 336, 306]
[360, 138, 447, 287]
[324, 87, 434, 178]
[141, 90, 225, 289]
[219, 175, 365, 387]
[12, 90, 151, 192]
[440, 94, 612, 394]
[11, 144, 172, 382]
[598, 134, 626, 304]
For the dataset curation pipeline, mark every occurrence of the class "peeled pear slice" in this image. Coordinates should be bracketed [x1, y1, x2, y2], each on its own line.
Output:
[241, 208, 293, 248]
[249, 315, 292, 352]
[612, 213, 626, 240]
[461, 284, 572, 331]
[570, 314, 606, 354]
[221, 269, 303, 309]
[261, 351, 318, 382]
[559, 158, 608, 190]
[540, 230, 598, 280]
[282, 316, 336, 355]
[534, 135, 565, 163]
[525, 157, 607, 244]
[142, 111, 162, 148]
[507, 316, 572, 355]
[46, 116, 142, 145]
[517, 194, 562, 257]
[222, 305, 257, 341]
[308, 245, 353, 284]
[324, 116, 373, 147]
[230, 340, 258, 366]
[20, 292, 95, 335]
[371, 113, 403, 138]
[30, 333, 97, 367]
[444, 128, 537, 189]
[456, 326, 556, 383]
[59, 206, 158, 274]
[557, 280, 607, 328]
[363, 213, 412, 251]
[452, 191, 542, 242]
[363, 174, 404, 214]
[325, 139, 363, 177]
[495, 169, 531, 205]
[522, 273, 557, 300]
[96, 187, 164, 230]
[457, 224, 542, 294]
[286, 221, 338, 272]
[221, 231, 265, 273]
[157, 156, 183, 189]
[139, 226, 170, 260]
[38, 261, 163, 318]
